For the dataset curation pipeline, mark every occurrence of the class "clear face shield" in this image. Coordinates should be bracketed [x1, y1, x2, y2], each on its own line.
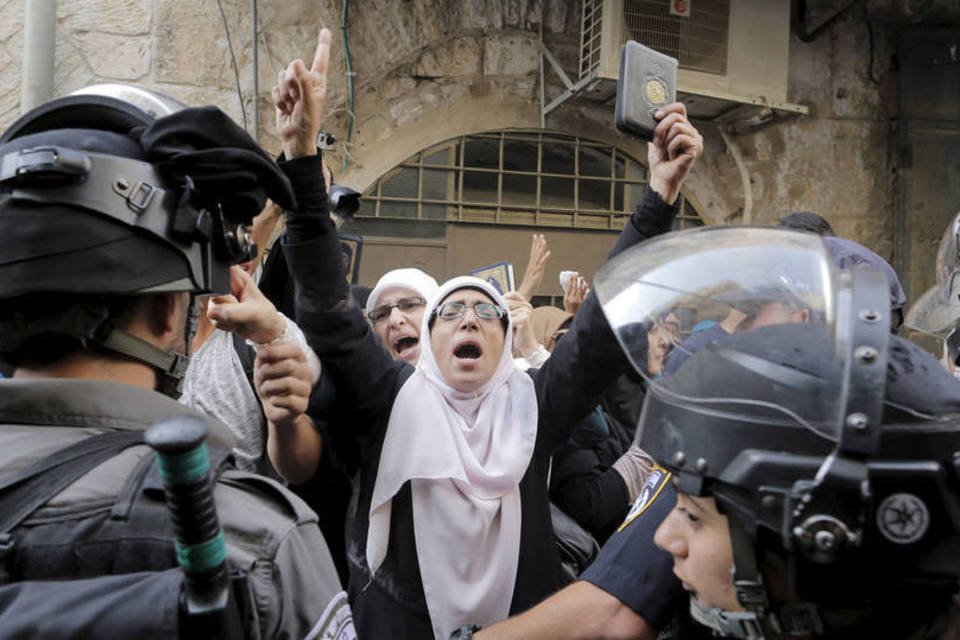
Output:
[937, 210, 960, 305]
[595, 226, 844, 442]
[597, 228, 899, 638]
[897, 211, 960, 374]
[902, 285, 960, 375]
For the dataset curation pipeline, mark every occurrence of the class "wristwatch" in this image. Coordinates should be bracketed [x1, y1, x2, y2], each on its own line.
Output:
[449, 624, 482, 639]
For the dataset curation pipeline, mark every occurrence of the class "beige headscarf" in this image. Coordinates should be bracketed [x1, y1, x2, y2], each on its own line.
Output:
[530, 306, 574, 352]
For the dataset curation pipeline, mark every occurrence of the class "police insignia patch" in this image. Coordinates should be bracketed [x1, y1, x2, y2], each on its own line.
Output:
[618, 465, 671, 532]
[876, 492, 930, 545]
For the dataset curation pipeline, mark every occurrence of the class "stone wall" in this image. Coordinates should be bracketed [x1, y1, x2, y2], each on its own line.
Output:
[0, 0, 909, 280]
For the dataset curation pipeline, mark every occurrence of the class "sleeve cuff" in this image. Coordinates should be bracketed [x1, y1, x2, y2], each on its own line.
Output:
[248, 313, 322, 384]
[524, 345, 552, 369]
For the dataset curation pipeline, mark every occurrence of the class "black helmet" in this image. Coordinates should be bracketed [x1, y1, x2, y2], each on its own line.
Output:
[596, 227, 960, 638]
[0, 85, 295, 394]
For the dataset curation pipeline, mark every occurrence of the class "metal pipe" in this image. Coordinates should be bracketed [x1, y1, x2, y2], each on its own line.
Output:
[251, 0, 259, 142]
[341, 0, 355, 175]
[539, 20, 545, 128]
[21, 0, 58, 113]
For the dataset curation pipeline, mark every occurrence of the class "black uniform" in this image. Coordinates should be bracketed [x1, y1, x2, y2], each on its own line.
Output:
[580, 466, 712, 638]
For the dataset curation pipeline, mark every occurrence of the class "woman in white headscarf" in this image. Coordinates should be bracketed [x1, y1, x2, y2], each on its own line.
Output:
[271, 34, 703, 636]
[283, 214, 687, 640]
[287, 247, 645, 638]
[368, 276, 538, 637]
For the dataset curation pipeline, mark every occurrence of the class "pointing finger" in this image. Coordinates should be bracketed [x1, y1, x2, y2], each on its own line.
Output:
[311, 28, 332, 76]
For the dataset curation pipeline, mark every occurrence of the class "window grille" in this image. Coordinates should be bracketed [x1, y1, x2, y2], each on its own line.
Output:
[358, 130, 704, 232]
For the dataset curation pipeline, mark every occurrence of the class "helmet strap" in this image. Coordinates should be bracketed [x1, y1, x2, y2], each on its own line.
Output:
[99, 324, 189, 398]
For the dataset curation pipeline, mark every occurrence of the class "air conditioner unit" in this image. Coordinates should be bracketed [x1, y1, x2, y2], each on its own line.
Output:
[546, 0, 807, 126]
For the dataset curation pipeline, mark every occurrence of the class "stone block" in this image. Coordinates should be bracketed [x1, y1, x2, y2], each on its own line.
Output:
[378, 75, 417, 102]
[830, 15, 883, 119]
[75, 33, 150, 80]
[154, 0, 234, 87]
[411, 37, 482, 78]
[543, 0, 570, 34]
[52, 37, 95, 95]
[0, 83, 22, 130]
[0, 0, 24, 43]
[483, 35, 538, 76]
[59, 0, 152, 35]
[460, 1, 503, 32]
[388, 96, 424, 127]
[0, 42, 16, 94]
[146, 82, 250, 126]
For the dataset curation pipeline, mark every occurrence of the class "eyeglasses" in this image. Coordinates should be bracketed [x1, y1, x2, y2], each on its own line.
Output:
[435, 301, 504, 321]
[367, 297, 426, 323]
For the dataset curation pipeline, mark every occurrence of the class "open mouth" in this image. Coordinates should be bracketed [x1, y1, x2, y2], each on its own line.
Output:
[394, 336, 419, 354]
[453, 342, 482, 359]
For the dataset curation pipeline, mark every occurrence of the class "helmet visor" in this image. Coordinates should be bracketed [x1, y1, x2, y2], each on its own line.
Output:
[937, 211, 960, 304]
[596, 226, 843, 440]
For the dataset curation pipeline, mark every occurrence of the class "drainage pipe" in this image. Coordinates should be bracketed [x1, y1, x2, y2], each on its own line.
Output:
[21, 0, 57, 113]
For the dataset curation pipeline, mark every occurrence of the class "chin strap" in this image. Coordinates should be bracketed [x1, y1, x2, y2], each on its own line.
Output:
[690, 597, 764, 639]
[713, 514, 824, 639]
[99, 326, 189, 398]
[98, 293, 197, 399]
[0, 300, 191, 398]
[690, 596, 826, 640]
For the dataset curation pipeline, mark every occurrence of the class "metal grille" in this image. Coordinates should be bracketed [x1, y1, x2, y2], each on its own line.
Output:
[358, 130, 704, 232]
[624, 0, 730, 75]
[579, 0, 605, 81]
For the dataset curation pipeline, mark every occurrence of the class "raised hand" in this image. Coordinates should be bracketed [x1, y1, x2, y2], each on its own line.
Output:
[647, 102, 703, 205]
[517, 233, 551, 301]
[563, 273, 590, 316]
[505, 291, 540, 358]
[272, 28, 332, 160]
[207, 266, 285, 344]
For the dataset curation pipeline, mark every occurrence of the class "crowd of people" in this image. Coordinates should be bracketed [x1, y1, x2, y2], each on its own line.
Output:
[1, 26, 959, 640]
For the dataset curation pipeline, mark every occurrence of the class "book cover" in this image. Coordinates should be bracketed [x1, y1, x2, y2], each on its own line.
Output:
[469, 260, 516, 294]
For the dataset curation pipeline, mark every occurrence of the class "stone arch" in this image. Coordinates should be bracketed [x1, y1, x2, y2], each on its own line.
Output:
[337, 81, 737, 227]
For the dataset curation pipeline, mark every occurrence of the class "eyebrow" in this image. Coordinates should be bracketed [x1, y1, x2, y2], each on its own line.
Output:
[442, 295, 492, 305]
[684, 494, 710, 516]
[378, 294, 420, 305]
[673, 481, 710, 515]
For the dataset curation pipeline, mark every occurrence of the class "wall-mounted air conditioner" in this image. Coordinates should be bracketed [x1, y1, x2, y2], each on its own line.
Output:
[547, 0, 807, 126]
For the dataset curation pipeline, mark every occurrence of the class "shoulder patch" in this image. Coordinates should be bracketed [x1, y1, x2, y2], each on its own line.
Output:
[618, 465, 671, 532]
[305, 591, 356, 640]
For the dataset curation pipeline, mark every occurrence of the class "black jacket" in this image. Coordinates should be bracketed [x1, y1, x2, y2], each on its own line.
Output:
[549, 373, 648, 544]
[280, 154, 676, 639]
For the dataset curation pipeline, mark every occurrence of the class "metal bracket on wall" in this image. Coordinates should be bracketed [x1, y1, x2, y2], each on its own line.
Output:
[538, 25, 605, 127]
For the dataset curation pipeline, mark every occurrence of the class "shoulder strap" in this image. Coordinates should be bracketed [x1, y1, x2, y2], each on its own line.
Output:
[0, 430, 144, 535]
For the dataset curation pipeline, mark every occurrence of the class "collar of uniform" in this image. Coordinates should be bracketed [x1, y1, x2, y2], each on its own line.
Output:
[0, 378, 236, 451]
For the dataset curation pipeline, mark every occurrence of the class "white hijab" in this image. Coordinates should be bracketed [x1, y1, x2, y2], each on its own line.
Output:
[365, 267, 439, 317]
[366, 276, 538, 639]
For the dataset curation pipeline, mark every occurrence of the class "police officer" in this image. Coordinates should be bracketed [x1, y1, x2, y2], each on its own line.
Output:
[0, 86, 353, 638]
[594, 226, 960, 638]
[472, 462, 710, 639]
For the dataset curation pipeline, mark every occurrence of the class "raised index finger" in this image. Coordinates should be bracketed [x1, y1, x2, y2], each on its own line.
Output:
[311, 28, 332, 75]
